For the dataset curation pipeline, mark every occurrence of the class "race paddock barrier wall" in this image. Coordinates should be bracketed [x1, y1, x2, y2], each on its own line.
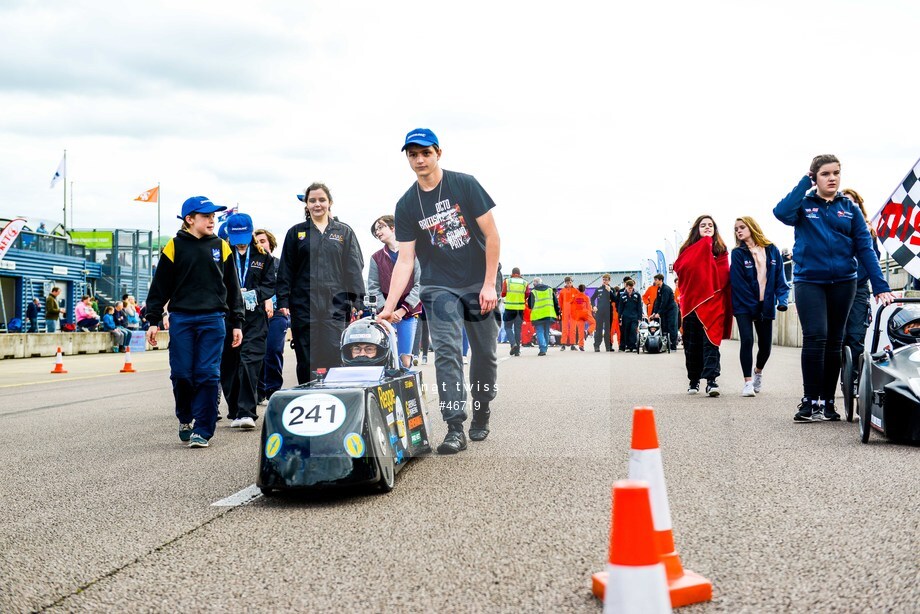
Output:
[0, 331, 170, 359]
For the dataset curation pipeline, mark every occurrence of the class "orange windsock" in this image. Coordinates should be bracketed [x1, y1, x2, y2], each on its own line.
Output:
[120, 346, 136, 373]
[50, 347, 68, 374]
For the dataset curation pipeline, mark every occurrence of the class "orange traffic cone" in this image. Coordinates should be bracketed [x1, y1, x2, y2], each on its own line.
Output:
[120, 346, 136, 373]
[50, 347, 68, 374]
[592, 407, 713, 608]
[600, 481, 672, 613]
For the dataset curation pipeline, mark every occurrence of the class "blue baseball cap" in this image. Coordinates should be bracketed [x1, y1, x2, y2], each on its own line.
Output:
[217, 222, 229, 240]
[401, 128, 439, 151]
[226, 213, 254, 246]
[177, 195, 226, 220]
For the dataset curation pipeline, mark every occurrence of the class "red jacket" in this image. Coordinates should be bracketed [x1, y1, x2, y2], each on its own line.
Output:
[673, 236, 732, 346]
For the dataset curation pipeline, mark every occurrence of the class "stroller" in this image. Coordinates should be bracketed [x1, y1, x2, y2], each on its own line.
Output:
[640, 316, 669, 354]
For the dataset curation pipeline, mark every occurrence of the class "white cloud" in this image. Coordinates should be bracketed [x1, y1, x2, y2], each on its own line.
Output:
[0, 0, 918, 277]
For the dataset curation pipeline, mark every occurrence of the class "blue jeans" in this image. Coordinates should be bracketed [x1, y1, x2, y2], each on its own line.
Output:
[533, 319, 552, 353]
[45, 319, 57, 333]
[259, 313, 289, 397]
[394, 315, 418, 359]
[168, 311, 226, 439]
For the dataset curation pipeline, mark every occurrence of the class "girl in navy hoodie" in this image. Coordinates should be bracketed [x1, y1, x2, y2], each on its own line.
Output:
[773, 155, 894, 423]
[731, 217, 789, 398]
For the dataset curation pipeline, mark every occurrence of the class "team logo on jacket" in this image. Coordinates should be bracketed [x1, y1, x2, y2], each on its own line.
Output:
[297, 231, 306, 240]
[837, 210, 853, 218]
[211, 248, 220, 262]
[251, 261, 264, 269]
[328, 233, 344, 243]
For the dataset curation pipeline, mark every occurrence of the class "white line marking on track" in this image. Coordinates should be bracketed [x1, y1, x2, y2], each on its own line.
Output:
[212, 484, 262, 507]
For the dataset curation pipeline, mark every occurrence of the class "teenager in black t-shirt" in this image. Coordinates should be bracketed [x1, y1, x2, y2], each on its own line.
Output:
[379, 128, 501, 455]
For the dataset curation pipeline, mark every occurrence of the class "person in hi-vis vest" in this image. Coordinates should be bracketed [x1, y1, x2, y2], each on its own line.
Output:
[501, 267, 529, 356]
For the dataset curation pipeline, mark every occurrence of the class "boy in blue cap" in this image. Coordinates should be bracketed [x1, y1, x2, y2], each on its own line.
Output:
[219, 212, 275, 429]
[146, 196, 245, 448]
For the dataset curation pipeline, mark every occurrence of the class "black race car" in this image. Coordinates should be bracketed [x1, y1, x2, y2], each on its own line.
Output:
[257, 319, 433, 494]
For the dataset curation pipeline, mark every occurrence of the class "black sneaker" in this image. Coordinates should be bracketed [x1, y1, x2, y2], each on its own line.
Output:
[706, 381, 720, 397]
[821, 404, 841, 422]
[560, 346, 567, 351]
[437, 424, 467, 454]
[594, 346, 601, 352]
[469, 405, 491, 441]
[537, 351, 546, 356]
[688, 382, 700, 395]
[794, 398, 816, 422]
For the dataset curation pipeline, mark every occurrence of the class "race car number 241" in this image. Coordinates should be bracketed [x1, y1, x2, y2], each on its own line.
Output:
[281, 393, 347, 437]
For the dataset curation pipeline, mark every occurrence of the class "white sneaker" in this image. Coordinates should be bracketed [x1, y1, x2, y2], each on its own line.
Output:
[238, 417, 256, 430]
[463, 355, 469, 364]
[752, 372, 763, 393]
[230, 418, 243, 428]
[421, 355, 428, 365]
[742, 381, 756, 397]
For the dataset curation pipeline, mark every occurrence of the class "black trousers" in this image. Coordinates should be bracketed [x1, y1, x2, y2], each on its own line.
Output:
[594, 312, 612, 350]
[221, 311, 268, 419]
[843, 282, 871, 384]
[660, 311, 679, 350]
[682, 312, 721, 383]
[621, 318, 639, 350]
[795, 281, 856, 400]
[735, 312, 773, 378]
[291, 316, 347, 384]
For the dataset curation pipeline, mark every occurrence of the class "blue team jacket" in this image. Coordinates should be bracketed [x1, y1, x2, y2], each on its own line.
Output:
[730, 243, 790, 319]
[773, 175, 889, 293]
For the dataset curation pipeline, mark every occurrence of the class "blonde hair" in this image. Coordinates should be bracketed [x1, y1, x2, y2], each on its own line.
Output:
[735, 216, 772, 248]
[842, 188, 877, 238]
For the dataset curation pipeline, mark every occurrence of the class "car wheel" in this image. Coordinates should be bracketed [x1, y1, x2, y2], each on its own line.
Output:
[366, 395, 396, 492]
[841, 346, 854, 422]
[857, 357, 872, 444]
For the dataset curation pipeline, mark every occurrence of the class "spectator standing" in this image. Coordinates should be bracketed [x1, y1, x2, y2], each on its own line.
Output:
[26, 298, 41, 333]
[44, 287, 63, 332]
[650, 274, 679, 351]
[145, 196, 244, 448]
[254, 229, 289, 405]
[557, 276, 578, 350]
[774, 156, 893, 422]
[379, 128, 501, 453]
[75, 295, 100, 330]
[367, 214, 422, 369]
[220, 213, 275, 429]
[501, 267, 529, 357]
[276, 183, 365, 384]
[673, 215, 732, 396]
[730, 217, 789, 397]
[618, 280, 643, 352]
[527, 277, 559, 356]
[591, 274, 615, 352]
[840, 188, 881, 394]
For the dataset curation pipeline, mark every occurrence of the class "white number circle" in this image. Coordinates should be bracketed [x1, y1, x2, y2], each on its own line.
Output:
[281, 393, 347, 437]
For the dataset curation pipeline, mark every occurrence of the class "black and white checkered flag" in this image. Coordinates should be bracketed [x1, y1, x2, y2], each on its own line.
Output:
[874, 157, 920, 277]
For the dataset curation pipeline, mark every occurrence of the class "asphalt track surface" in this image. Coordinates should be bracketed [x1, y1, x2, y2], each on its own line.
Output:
[1, 341, 918, 613]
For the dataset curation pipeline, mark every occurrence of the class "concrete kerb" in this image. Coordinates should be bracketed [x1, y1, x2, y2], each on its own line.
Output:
[0, 331, 170, 359]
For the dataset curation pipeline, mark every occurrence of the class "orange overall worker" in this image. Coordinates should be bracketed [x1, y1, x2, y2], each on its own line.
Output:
[610, 285, 621, 349]
[571, 284, 596, 351]
[557, 276, 579, 351]
[642, 283, 659, 318]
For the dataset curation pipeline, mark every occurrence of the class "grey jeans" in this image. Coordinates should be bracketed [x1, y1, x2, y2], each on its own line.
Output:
[421, 280, 500, 424]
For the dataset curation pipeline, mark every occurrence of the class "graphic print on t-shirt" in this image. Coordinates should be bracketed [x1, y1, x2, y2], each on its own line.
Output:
[418, 198, 471, 250]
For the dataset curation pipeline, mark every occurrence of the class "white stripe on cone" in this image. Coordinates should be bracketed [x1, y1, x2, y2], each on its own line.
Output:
[628, 448, 672, 532]
[603, 563, 672, 614]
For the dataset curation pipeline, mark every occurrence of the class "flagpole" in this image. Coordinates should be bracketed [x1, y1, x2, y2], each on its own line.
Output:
[62, 149, 67, 230]
[69, 181, 74, 229]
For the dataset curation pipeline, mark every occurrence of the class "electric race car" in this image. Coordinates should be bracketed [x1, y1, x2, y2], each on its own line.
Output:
[848, 298, 920, 445]
[257, 318, 433, 495]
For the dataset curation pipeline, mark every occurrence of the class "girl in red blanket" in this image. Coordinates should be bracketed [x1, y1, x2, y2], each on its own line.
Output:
[674, 215, 732, 396]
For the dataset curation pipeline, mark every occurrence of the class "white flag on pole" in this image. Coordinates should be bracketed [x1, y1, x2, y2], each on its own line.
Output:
[50, 155, 66, 188]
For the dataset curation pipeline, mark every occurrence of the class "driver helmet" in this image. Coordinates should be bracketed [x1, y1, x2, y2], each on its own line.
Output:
[340, 318, 394, 368]
[648, 319, 660, 333]
[888, 305, 920, 348]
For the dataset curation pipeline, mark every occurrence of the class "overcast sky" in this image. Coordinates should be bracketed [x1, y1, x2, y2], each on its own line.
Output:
[1, 0, 917, 277]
